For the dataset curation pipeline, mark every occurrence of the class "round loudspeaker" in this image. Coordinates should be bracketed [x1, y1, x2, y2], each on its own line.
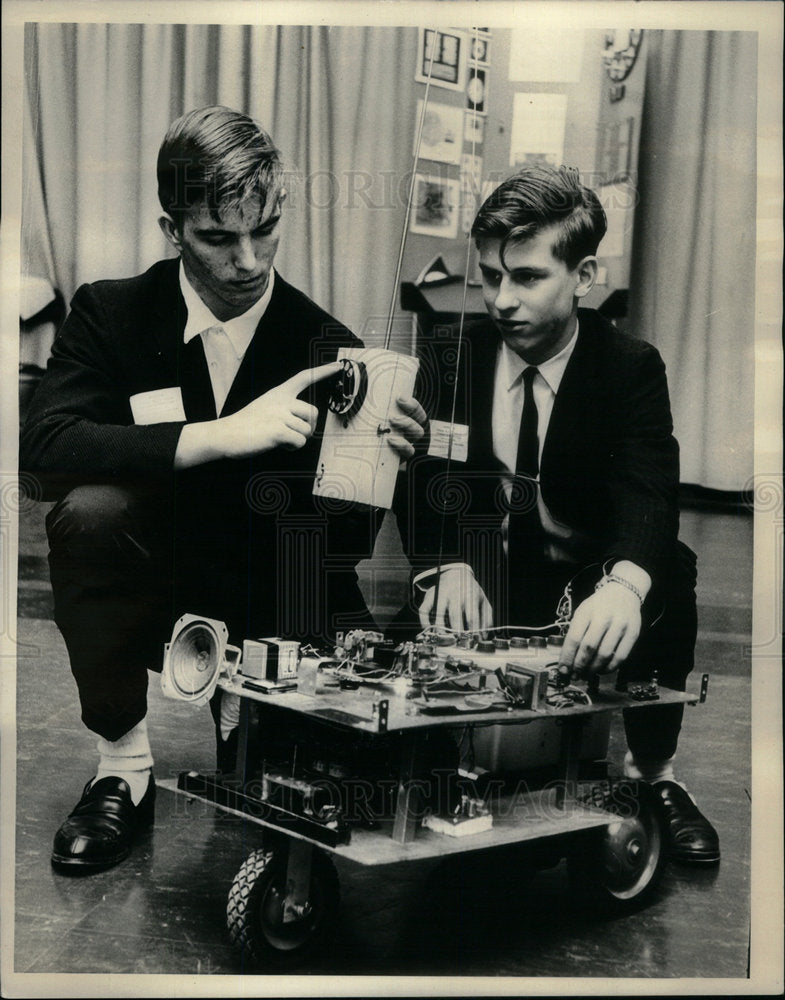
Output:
[328, 358, 368, 426]
[161, 614, 229, 704]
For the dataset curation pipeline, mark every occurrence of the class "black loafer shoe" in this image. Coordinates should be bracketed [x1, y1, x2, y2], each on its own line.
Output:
[653, 780, 720, 864]
[51, 774, 155, 874]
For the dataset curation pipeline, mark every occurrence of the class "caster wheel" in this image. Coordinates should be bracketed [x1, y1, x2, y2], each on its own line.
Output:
[568, 780, 665, 911]
[227, 846, 340, 967]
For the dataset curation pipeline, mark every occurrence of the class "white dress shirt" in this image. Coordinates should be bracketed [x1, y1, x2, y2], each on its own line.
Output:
[416, 322, 580, 588]
[419, 319, 651, 604]
[493, 322, 581, 561]
[180, 263, 275, 414]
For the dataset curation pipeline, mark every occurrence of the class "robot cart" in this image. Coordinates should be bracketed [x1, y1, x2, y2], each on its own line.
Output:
[160, 628, 709, 968]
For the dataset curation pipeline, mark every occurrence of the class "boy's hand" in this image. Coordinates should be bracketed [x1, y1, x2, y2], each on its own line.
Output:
[558, 583, 642, 675]
[419, 564, 494, 632]
[387, 395, 427, 460]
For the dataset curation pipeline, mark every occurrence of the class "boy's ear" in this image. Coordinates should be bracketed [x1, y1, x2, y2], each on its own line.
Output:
[158, 214, 183, 253]
[574, 255, 598, 299]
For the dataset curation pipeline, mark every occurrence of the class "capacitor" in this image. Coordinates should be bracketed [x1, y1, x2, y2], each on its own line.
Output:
[476, 640, 495, 653]
[430, 657, 447, 672]
[547, 635, 564, 647]
[509, 637, 528, 649]
[494, 638, 510, 650]
[457, 633, 474, 649]
[529, 636, 547, 648]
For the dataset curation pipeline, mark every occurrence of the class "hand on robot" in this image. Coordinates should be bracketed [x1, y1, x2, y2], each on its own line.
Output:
[558, 582, 642, 676]
[418, 564, 494, 633]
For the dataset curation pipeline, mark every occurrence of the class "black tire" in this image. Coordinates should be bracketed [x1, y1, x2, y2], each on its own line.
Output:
[226, 846, 340, 967]
[568, 779, 665, 911]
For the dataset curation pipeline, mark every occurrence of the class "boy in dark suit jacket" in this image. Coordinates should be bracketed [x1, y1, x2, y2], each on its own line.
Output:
[20, 106, 425, 873]
[395, 164, 719, 864]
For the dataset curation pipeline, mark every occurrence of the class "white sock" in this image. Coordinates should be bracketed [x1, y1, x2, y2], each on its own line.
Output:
[220, 692, 241, 741]
[623, 750, 686, 789]
[94, 718, 154, 805]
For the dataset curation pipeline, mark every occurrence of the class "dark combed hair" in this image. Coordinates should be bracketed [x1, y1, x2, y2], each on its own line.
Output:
[157, 106, 282, 227]
[471, 164, 607, 270]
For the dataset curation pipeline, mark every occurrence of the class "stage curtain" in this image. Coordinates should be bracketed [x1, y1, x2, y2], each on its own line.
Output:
[22, 23, 417, 341]
[629, 31, 757, 490]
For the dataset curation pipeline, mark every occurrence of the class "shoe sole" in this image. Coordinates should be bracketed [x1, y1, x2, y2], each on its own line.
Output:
[51, 847, 132, 874]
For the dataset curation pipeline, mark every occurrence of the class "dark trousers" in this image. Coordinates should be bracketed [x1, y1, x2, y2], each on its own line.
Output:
[45, 482, 280, 742]
[46, 483, 376, 742]
[46, 485, 177, 741]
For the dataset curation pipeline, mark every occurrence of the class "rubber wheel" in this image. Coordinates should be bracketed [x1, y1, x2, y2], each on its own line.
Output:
[568, 779, 665, 911]
[226, 847, 340, 967]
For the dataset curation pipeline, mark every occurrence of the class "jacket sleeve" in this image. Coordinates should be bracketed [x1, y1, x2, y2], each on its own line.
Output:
[601, 343, 681, 580]
[20, 283, 185, 500]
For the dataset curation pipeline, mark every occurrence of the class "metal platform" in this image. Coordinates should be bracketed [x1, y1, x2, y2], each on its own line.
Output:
[216, 673, 700, 735]
[160, 776, 614, 865]
[160, 679, 704, 858]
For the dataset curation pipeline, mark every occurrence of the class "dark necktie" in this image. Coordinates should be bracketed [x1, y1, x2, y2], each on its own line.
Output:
[507, 366, 545, 623]
[516, 366, 540, 479]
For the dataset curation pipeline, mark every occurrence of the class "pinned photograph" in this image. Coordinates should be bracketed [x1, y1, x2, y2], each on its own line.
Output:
[460, 152, 484, 233]
[469, 33, 491, 68]
[464, 111, 485, 145]
[466, 65, 487, 114]
[415, 27, 467, 91]
[410, 174, 460, 238]
[414, 99, 464, 166]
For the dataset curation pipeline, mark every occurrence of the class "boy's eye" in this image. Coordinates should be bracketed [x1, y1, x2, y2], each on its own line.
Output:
[254, 219, 279, 238]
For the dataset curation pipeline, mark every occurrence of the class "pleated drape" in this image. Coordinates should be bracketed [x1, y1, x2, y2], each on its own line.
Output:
[23, 23, 417, 341]
[24, 24, 759, 489]
[629, 31, 757, 490]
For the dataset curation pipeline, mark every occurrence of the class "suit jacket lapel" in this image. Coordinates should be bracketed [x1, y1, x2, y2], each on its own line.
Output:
[465, 320, 503, 472]
[181, 338, 218, 421]
[220, 275, 296, 416]
[540, 316, 601, 484]
[148, 258, 217, 421]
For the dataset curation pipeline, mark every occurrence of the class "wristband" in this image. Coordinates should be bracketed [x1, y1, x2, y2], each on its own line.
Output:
[595, 573, 644, 605]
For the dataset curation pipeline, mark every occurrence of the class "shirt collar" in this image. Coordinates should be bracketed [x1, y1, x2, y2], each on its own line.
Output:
[499, 320, 580, 395]
[180, 262, 275, 358]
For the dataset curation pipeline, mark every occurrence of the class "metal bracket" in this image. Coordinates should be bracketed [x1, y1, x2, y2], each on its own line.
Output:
[282, 838, 314, 924]
[375, 698, 389, 733]
[700, 672, 710, 703]
[555, 715, 586, 811]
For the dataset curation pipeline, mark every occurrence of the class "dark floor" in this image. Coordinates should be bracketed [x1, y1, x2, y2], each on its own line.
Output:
[11, 502, 753, 985]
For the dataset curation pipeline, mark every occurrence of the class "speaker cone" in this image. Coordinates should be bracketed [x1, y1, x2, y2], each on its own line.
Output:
[162, 614, 229, 703]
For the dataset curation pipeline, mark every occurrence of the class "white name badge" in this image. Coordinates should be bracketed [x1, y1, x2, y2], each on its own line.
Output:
[130, 387, 186, 425]
[427, 419, 469, 462]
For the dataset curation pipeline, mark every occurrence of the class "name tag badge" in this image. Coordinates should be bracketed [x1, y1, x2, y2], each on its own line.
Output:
[129, 387, 186, 425]
[428, 419, 469, 462]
